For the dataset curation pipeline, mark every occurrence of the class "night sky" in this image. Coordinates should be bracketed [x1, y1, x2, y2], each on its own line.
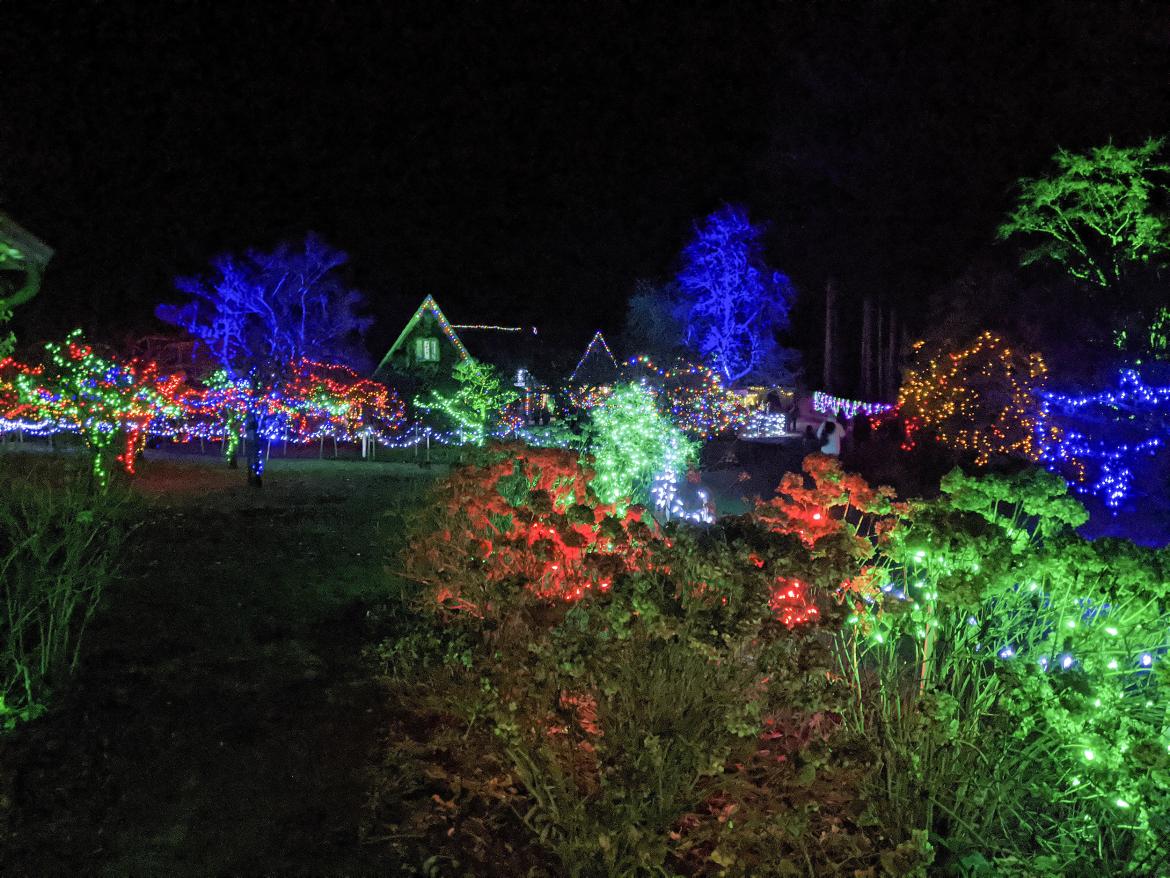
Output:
[3, 1, 1169, 367]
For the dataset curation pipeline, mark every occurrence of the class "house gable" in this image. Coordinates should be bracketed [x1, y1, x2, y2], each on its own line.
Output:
[374, 295, 470, 377]
[568, 330, 620, 385]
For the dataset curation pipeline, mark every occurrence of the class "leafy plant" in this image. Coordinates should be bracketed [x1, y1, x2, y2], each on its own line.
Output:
[0, 466, 130, 728]
[414, 359, 518, 446]
[837, 467, 1170, 876]
[585, 383, 697, 508]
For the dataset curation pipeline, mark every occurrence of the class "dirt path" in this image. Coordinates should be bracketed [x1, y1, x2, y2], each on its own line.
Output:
[0, 457, 434, 876]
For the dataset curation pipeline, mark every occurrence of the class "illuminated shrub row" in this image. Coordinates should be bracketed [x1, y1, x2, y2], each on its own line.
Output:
[0, 330, 407, 483]
[394, 448, 1169, 876]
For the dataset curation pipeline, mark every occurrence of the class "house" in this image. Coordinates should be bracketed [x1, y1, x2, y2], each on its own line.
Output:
[373, 295, 470, 381]
[374, 295, 547, 416]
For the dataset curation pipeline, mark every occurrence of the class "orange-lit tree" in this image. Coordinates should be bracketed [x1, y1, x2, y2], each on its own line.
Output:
[897, 330, 1049, 465]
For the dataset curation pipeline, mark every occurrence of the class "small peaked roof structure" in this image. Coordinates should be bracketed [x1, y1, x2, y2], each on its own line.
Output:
[569, 330, 620, 385]
[375, 294, 470, 374]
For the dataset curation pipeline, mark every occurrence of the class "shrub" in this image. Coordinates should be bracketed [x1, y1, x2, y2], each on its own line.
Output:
[391, 449, 914, 877]
[584, 383, 697, 508]
[400, 443, 659, 612]
[0, 466, 129, 727]
[839, 467, 1170, 876]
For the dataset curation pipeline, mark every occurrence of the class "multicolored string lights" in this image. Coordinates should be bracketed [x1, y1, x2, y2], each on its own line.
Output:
[811, 390, 893, 420]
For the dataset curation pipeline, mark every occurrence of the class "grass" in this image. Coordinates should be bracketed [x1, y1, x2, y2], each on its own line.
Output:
[0, 450, 438, 876]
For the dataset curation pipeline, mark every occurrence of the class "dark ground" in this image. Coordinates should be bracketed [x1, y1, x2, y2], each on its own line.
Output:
[0, 454, 438, 876]
[3, 433, 1156, 876]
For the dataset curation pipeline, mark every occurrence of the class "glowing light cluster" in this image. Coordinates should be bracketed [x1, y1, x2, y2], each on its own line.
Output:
[769, 578, 820, 628]
[414, 358, 518, 446]
[2, 337, 409, 476]
[812, 390, 893, 420]
[11, 330, 182, 483]
[587, 382, 698, 507]
[650, 468, 714, 524]
[739, 410, 791, 439]
[1036, 368, 1170, 508]
[898, 331, 1048, 465]
[624, 355, 749, 438]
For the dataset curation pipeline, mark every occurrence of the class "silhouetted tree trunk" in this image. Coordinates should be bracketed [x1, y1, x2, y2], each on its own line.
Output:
[861, 295, 875, 398]
[246, 412, 262, 487]
[823, 279, 838, 391]
[886, 309, 900, 399]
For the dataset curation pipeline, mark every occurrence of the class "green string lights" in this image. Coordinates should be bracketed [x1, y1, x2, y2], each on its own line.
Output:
[585, 382, 697, 507]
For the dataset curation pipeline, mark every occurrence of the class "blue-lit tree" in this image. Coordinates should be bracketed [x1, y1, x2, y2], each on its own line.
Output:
[157, 234, 371, 485]
[676, 205, 797, 385]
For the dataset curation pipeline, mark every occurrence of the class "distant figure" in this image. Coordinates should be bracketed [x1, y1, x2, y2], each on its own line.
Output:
[766, 389, 783, 413]
[802, 424, 820, 455]
[783, 400, 797, 433]
[817, 419, 841, 456]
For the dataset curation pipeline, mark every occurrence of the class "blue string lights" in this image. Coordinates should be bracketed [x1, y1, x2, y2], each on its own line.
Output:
[1036, 368, 1170, 509]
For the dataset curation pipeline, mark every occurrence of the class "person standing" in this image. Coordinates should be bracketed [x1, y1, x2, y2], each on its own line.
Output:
[817, 418, 841, 456]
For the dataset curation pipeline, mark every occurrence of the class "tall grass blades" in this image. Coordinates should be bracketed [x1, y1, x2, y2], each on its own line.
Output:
[0, 468, 128, 727]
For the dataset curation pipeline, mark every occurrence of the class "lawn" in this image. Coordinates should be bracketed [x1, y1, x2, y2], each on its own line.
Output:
[0, 453, 438, 875]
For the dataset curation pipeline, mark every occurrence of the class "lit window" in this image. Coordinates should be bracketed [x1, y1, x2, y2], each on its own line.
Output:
[416, 337, 439, 362]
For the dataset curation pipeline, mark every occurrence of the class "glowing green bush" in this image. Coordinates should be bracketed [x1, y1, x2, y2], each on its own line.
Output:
[585, 382, 697, 507]
[838, 468, 1170, 875]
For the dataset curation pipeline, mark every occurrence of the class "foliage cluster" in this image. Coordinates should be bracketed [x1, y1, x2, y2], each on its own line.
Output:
[384, 449, 1170, 877]
[414, 358, 518, 446]
[401, 444, 658, 608]
[675, 205, 798, 385]
[585, 382, 698, 508]
[384, 449, 928, 877]
[897, 331, 1050, 467]
[0, 465, 130, 728]
[837, 467, 1170, 876]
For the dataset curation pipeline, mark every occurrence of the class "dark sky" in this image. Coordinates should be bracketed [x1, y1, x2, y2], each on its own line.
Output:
[2, 1, 1168, 364]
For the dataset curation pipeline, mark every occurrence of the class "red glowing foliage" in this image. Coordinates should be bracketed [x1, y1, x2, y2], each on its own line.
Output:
[755, 454, 903, 549]
[768, 577, 820, 628]
[752, 454, 907, 619]
[403, 444, 661, 612]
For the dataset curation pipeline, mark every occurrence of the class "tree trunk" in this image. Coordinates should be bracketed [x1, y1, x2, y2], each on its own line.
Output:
[860, 295, 875, 398]
[876, 304, 886, 401]
[823, 279, 837, 392]
[246, 412, 262, 487]
[888, 312, 901, 400]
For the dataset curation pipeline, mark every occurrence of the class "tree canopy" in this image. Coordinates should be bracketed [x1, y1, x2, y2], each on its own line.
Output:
[998, 138, 1170, 294]
[676, 205, 797, 385]
[156, 233, 371, 483]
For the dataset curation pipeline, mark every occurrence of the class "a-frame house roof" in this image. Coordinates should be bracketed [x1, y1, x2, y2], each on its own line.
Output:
[375, 294, 470, 374]
[568, 330, 620, 385]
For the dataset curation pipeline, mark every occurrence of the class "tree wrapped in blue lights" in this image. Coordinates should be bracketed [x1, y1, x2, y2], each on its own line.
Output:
[1037, 368, 1170, 509]
[676, 205, 797, 385]
[156, 234, 371, 485]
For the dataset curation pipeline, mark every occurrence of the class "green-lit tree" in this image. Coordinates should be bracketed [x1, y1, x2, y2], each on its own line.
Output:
[414, 358, 517, 446]
[585, 382, 696, 507]
[998, 139, 1170, 295]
